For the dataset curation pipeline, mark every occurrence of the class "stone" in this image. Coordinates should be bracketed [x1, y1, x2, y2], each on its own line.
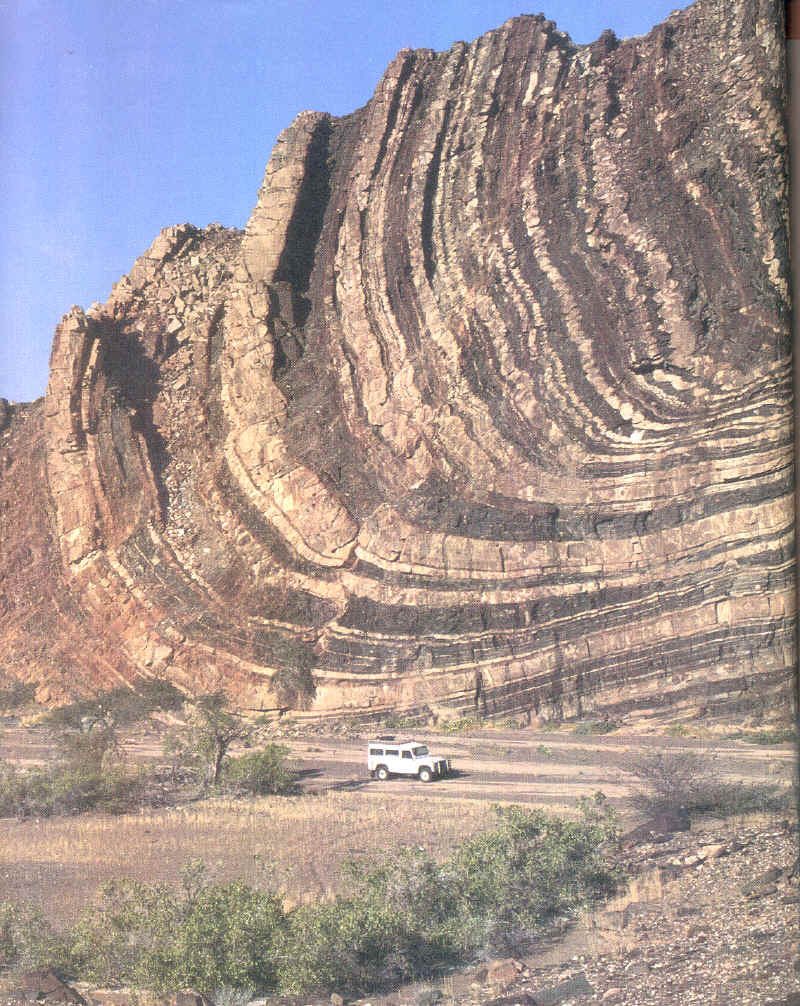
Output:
[596, 909, 628, 931]
[482, 995, 539, 1006]
[695, 843, 727, 861]
[623, 812, 691, 847]
[170, 993, 213, 1006]
[744, 883, 779, 899]
[89, 993, 156, 1006]
[17, 972, 86, 1005]
[534, 975, 595, 1005]
[487, 959, 524, 988]
[416, 990, 442, 1006]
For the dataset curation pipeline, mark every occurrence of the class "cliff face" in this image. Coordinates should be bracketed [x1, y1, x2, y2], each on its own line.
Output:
[1, 0, 794, 724]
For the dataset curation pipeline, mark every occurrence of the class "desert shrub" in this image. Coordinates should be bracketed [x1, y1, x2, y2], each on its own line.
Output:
[679, 778, 792, 817]
[56, 723, 119, 773]
[0, 712, 150, 819]
[573, 719, 619, 735]
[0, 764, 51, 818]
[381, 713, 421, 730]
[438, 715, 481, 734]
[497, 716, 529, 730]
[626, 749, 706, 817]
[627, 749, 793, 819]
[0, 680, 36, 711]
[7, 802, 623, 998]
[0, 901, 67, 970]
[0, 761, 147, 819]
[42, 697, 106, 730]
[68, 861, 286, 995]
[213, 986, 257, 1006]
[279, 797, 621, 994]
[48, 764, 147, 815]
[448, 795, 622, 951]
[222, 746, 295, 796]
[738, 727, 797, 746]
[277, 850, 482, 996]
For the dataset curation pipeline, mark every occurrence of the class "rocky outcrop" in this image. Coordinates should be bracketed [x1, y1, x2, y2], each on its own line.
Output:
[0, 0, 793, 720]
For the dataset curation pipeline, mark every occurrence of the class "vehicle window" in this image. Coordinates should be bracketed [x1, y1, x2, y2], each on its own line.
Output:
[402, 750, 412, 759]
[413, 746, 429, 756]
[369, 748, 383, 756]
[385, 749, 398, 757]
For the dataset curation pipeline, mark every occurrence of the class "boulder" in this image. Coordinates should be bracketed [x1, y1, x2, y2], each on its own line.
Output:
[17, 972, 86, 1005]
[487, 959, 527, 989]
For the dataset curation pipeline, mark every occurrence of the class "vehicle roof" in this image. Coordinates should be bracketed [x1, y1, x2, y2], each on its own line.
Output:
[368, 738, 423, 747]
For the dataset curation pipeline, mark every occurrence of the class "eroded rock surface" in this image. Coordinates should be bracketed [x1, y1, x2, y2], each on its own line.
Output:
[0, 0, 793, 719]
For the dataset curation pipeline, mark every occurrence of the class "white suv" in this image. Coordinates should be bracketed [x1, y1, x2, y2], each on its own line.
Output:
[367, 737, 452, 782]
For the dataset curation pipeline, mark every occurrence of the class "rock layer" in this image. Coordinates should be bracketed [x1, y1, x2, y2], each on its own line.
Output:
[0, 0, 794, 722]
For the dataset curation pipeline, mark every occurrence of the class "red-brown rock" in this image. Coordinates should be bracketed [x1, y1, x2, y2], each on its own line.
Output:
[0, 0, 792, 723]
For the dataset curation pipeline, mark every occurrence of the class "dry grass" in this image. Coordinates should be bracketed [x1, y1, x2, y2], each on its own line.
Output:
[1, 790, 495, 927]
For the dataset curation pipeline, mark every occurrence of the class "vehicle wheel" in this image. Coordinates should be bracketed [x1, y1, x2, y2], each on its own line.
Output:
[419, 767, 433, 782]
[376, 765, 390, 781]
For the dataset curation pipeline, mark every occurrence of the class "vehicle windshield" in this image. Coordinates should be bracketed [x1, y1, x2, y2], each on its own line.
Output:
[412, 746, 429, 757]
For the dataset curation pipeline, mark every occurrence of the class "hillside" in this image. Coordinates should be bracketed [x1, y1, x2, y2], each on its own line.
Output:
[0, 0, 793, 723]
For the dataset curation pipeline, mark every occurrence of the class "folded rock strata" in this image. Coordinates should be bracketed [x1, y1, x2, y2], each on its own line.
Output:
[0, 0, 794, 722]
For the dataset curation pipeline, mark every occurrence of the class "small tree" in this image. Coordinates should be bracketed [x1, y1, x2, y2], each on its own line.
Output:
[165, 693, 251, 788]
[625, 749, 705, 817]
[625, 748, 791, 820]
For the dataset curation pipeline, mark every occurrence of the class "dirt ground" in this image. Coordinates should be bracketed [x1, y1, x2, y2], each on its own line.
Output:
[0, 719, 795, 930]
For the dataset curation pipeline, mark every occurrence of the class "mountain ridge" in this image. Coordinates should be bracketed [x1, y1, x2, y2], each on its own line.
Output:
[0, 0, 793, 726]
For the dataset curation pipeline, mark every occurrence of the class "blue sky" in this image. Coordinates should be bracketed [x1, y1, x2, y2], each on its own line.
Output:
[2, 0, 684, 403]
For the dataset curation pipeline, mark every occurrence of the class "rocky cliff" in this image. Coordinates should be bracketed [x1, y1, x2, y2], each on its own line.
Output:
[0, 0, 794, 724]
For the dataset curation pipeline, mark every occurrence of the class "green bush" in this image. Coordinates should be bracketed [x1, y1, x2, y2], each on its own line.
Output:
[0, 762, 147, 818]
[448, 796, 622, 951]
[68, 862, 286, 995]
[438, 715, 481, 734]
[0, 680, 36, 711]
[278, 849, 482, 995]
[737, 727, 797, 746]
[57, 723, 119, 773]
[279, 797, 622, 993]
[5, 802, 623, 998]
[222, 746, 295, 796]
[0, 901, 66, 970]
[572, 719, 619, 735]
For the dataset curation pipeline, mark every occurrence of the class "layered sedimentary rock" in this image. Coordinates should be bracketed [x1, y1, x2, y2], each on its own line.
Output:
[0, 0, 794, 722]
